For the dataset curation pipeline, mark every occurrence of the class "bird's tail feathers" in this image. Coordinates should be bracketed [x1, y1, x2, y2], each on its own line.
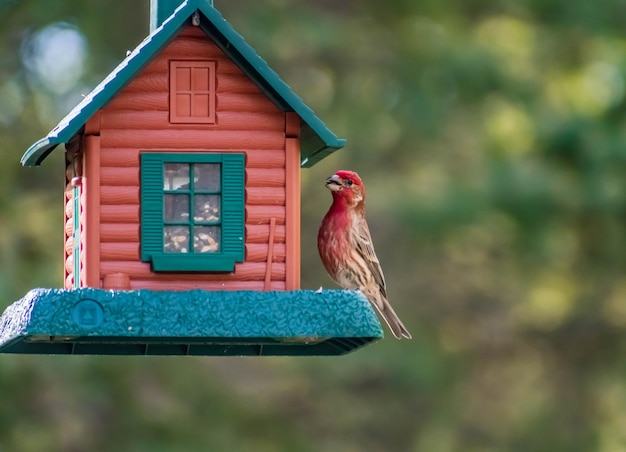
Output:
[368, 293, 412, 340]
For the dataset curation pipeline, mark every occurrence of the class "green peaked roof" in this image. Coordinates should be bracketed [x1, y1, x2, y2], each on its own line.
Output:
[21, 0, 345, 167]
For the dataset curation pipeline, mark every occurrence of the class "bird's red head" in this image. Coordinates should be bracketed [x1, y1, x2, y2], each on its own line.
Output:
[324, 170, 365, 207]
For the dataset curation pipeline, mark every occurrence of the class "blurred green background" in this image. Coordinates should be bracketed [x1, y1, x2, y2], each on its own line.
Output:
[2, 0, 626, 450]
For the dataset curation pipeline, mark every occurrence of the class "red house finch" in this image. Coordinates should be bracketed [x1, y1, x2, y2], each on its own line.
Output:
[318, 170, 412, 339]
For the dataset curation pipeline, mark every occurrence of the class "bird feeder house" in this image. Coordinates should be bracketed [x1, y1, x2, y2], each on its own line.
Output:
[0, 0, 383, 356]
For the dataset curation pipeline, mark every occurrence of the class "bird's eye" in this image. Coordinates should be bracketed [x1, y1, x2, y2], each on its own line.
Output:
[346, 180, 354, 186]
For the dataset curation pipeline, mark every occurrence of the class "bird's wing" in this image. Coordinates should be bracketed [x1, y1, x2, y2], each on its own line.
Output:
[355, 218, 387, 298]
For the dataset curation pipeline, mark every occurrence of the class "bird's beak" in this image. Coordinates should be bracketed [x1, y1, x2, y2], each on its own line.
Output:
[325, 174, 342, 191]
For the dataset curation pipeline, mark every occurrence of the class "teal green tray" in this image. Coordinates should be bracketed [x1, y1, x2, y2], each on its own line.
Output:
[0, 288, 382, 356]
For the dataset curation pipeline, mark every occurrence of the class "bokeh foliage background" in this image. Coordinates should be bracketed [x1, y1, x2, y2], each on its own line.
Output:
[2, 0, 626, 450]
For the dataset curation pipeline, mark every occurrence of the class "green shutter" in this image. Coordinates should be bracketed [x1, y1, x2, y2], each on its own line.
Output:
[141, 154, 164, 261]
[221, 153, 245, 262]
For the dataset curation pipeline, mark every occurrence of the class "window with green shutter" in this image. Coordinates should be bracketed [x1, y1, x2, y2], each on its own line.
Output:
[140, 152, 245, 272]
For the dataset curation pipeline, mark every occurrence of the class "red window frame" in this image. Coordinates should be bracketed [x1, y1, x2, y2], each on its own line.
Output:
[169, 60, 216, 124]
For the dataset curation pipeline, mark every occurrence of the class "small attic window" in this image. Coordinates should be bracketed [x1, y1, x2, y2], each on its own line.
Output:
[140, 152, 245, 272]
[169, 61, 216, 124]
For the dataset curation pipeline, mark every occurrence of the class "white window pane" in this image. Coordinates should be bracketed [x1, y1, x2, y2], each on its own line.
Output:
[164, 194, 189, 222]
[164, 163, 190, 190]
[194, 226, 220, 253]
[194, 195, 220, 222]
[194, 163, 220, 191]
[164, 226, 190, 253]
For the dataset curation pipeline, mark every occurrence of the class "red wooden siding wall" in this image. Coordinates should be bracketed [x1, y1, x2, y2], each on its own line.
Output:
[76, 25, 299, 291]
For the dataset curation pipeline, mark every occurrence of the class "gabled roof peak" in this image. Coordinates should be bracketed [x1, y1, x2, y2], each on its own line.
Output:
[150, 0, 213, 32]
[22, 0, 345, 167]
